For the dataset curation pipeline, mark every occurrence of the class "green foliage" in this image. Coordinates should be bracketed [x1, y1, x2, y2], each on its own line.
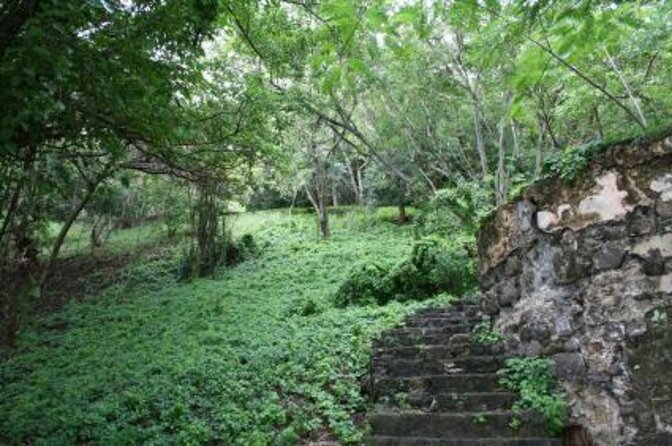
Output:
[333, 261, 391, 307]
[498, 357, 567, 435]
[415, 183, 493, 238]
[334, 235, 476, 307]
[1, 209, 451, 444]
[395, 235, 476, 298]
[651, 308, 668, 326]
[509, 416, 522, 430]
[471, 315, 502, 345]
[472, 413, 488, 425]
[544, 140, 606, 181]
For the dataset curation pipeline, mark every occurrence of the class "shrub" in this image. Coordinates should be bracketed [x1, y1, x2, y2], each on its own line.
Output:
[498, 357, 567, 435]
[400, 235, 476, 297]
[414, 182, 492, 238]
[333, 261, 391, 307]
[286, 298, 322, 317]
[334, 236, 476, 307]
[177, 234, 261, 281]
[239, 233, 257, 255]
[383, 258, 426, 301]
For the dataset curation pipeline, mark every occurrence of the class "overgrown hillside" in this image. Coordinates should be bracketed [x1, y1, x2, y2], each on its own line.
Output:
[0, 209, 456, 445]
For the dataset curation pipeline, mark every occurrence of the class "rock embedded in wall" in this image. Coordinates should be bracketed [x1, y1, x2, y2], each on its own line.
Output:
[477, 134, 672, 445]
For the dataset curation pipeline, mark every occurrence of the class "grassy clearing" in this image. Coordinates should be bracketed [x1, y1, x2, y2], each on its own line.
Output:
[47, 220, 170, 258]
[1, 208, 452, 445]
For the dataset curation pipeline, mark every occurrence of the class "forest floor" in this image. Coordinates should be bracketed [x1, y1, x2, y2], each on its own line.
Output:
[1, 208, 453, 445]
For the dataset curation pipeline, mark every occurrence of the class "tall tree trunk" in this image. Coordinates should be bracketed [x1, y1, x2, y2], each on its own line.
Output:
[496, 120, 508, 206]
[593, 106, 605, 140]
[317, 159, 329, 239]
[345, 154, 365, 206]
[356, 163, 365, 206]
[510, 121, 520, 161]
[318, 200, 329, 239]
[331, 180, 338, 208]
[397, 179, 408, 223]
[605, 49, 647, 128]
[194, 179, 222, 276]
[40, 175, 106, 289]
[398, 201, 408, 224]
[304, 183, 329, 239]
[0, 146, 35, 245]
[534, 114, 547, 177]
[473, 102, 488, 179]
[418, 166, 437, 195]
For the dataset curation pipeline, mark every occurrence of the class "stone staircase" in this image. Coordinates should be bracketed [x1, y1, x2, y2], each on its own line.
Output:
[366, 302, 562, 445]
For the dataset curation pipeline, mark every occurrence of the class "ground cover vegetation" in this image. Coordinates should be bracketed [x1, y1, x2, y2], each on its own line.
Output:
[1, 209, 456, 444]
[1, 0, 671, 443]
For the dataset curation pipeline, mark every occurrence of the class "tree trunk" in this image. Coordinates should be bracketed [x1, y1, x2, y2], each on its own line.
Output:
[510, 121, 520, 161]
[473, 103, 488, 179]
[496, 121, 507, 206]
[356, 163, 365, 206]
[317, 160, 329, 239]
[397, 180, 408, 223]
[534, 114, 547, 177]
[304, 184, 329, 239]
[398, 202, 408, 224]
[40, 178, 103, 289]
[318, 203, 329, 239]
[331, 180, 338, 208]
[194, 179, 222, 276]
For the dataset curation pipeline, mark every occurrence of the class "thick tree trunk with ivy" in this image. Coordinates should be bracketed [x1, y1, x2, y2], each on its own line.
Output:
[193, 179, 225, 277]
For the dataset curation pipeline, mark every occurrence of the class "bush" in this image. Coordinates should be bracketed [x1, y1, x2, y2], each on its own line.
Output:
[333, 261, 391, 307]
[389, 236, 476, 299]
[333, 236, 476, 307]
[414, 182, 492, 238]
[177, 234, 261, 281]
[498, 357, 567, 435]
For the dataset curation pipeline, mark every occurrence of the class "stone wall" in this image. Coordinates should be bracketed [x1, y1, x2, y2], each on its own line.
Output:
[477, 135, 672, 445]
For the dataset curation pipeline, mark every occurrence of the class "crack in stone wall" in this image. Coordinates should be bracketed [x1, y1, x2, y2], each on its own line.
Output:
[477, 136, 672, 445]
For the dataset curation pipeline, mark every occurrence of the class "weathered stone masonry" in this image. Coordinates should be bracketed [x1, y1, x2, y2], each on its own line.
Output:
[477, 135, 672, 445]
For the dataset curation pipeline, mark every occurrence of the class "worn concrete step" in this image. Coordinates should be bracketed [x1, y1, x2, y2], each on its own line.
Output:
[375, 343, 506, 360]
[392, 392, 518, 412]
[403, 316, 482, 328]
[370, 411, 550, 438]
[366, 436, 562, 446]
[373, 355, 508, 377]
[374, 373, 501, 395]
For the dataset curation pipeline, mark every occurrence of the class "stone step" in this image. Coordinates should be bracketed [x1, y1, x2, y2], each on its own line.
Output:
[402, 392, 517, 412]
[366, 436, 562, 446]
[374, 373, 502, 396]
[378, 325, 472, 339]
[380, 326, 474, 337]
[370, 411, 550, 438]
[375, 343, 506, 361]
[403, 317, 482, 328]
[412, 306, 483, 318]
[373, 355, 508, 377]
[375, 331, 473, 349]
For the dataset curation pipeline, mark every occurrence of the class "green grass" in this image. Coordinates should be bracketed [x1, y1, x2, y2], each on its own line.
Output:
[1, 207, 449, 445]
[47, 219, 170, 257]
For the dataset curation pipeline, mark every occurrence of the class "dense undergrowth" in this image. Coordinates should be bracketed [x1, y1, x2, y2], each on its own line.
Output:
[1, 208, 457, 445]
[333, 235, 475, 307]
